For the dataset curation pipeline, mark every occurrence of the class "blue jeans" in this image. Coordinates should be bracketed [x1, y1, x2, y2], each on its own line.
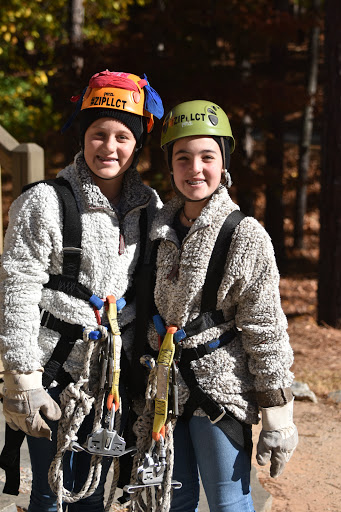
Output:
[27, 387, 112, 512]
[170, 416, 254, 512]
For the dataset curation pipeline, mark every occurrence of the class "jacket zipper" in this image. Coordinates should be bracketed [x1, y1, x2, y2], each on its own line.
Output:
[165, 225, 209, 281]
[116, 199, 151, 256]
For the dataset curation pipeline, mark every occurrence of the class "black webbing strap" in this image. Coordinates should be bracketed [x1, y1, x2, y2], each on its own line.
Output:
[0, 425, 26, 495]
[201, 210, 245, 313]
[178, 327, 238, 420]
[174, 210, 245, 340]
[178, 310, 225, 340]
[50, 177, 82, 279]
[40, 309, 83, 388]
[23, 177, 82, 281]
[129, 240, 160, 398]
[179, 358, 246, 449]
[180, 365, 225, 422]
[45, 275, 93, 302]
[178, 327, 238, 365]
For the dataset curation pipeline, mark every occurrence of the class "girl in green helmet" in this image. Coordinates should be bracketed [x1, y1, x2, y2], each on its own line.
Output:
[130, 100, 298, 512]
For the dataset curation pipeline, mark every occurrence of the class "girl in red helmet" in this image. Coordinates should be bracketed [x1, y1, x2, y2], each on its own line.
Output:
[0, 69, 164, 512]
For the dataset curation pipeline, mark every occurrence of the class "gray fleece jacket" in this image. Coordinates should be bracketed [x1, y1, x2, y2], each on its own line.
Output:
[148, 186, 294, 425]
[0, 152, 162, 381]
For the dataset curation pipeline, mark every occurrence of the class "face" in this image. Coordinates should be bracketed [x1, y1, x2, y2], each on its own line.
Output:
[172, 136, 224, 202]
[83, 117, 136, 185]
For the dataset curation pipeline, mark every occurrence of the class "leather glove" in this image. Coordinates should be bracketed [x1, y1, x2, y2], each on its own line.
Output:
[256, 399, 298, 478]
[2, 370, 61, 440]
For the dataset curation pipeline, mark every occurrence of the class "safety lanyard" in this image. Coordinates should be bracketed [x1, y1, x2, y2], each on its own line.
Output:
[105, 295, 122, 412]
[152, 325, 177, 441]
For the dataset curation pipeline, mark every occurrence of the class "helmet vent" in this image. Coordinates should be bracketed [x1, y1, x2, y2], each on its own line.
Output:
[207, 108, 218, 126]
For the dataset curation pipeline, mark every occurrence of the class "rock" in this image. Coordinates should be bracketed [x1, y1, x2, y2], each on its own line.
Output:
[327, 390, 341, 404]
[291, 381, 318, 403]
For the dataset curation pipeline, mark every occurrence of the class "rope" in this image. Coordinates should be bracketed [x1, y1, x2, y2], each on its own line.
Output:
[128, 363, 178, 512]
[48, 326, 108, 511]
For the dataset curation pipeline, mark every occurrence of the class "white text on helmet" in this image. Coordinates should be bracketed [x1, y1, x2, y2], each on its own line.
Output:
[173, 113, 205, 125]
[90, 95, 127, 109]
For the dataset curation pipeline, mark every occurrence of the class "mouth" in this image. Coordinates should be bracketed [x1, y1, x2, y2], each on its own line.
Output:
[186, 179, 205, 185]
[97, 155, 118, 163]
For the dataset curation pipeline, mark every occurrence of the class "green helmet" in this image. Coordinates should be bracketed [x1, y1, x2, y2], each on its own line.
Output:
[161, 100, 235, 152]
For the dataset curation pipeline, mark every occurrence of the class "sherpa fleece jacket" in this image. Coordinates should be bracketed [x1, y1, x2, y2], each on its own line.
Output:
[0, 151, 162, 381]
[148, 187, 294, 425]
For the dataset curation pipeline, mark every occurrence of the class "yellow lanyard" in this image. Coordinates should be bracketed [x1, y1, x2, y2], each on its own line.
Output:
[152, 325, 177, 441]
[106, 295, 121, 412]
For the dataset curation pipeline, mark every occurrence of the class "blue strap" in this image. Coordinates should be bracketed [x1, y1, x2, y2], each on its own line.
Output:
[153, 314, 166, 337]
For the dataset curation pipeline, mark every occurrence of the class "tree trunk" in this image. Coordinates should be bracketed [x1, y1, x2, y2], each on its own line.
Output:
[318, 0, 341, 327]
[63, 0, 85, 166]
[264, 0, 290, 272]
[69, 0, 84, 77]
[294, 0, 321, 249]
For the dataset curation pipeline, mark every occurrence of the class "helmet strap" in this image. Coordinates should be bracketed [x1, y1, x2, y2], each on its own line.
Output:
[220, 136, 226, 169]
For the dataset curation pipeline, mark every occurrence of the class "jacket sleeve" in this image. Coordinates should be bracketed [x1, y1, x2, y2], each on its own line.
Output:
[0, 185, 62, 372]
[222, 217, 294, 398]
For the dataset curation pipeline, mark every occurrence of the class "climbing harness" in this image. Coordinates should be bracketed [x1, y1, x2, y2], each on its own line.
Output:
[127, 209, 250, 511]
[47, 294, 138, 512]
[0, 177, 148, 505]
[66, 296, 135, 459]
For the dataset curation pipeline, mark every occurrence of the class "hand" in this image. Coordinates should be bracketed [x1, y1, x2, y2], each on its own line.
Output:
[2, 370, 61, 440]
[256, 399, 298, 478]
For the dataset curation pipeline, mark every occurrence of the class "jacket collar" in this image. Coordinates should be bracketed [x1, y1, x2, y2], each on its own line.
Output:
[58, 152, 152, 214]
[150, 186, 239, 243]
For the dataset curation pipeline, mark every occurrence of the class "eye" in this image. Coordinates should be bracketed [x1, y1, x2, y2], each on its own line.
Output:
[94, 131, 106, 139]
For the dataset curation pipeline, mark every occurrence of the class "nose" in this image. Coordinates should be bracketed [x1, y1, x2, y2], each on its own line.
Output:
[104, 135, 118, 153]
[191, 157, 203, 174]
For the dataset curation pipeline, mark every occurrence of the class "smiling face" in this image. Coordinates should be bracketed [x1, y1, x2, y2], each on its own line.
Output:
[172, 136, 224, 202]
[83, 117, 136, 188]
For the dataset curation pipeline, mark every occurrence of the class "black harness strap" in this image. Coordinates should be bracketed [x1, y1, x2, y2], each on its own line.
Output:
[175, 210, 249, 451]
[40, 310, 84, 389]
[202, 210, 245, 313]
[174, 210, 245, 342]
[179, 328, 238, 420]
[178, 327, 247, 451]
[0, 425, 26, 495]
[128, 240, 160, 398]
[178, 327, 238, 365]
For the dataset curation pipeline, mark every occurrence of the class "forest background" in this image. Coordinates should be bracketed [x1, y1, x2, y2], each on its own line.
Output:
[1, 2, 341, 510]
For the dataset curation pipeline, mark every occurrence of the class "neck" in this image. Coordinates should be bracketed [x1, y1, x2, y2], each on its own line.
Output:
[181, 200, 208, 226]
[92, 173, 124, 202]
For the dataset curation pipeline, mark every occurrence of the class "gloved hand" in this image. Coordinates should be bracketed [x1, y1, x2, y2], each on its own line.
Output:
[256, 399, 298, 478]
[2, 370, 61, 440]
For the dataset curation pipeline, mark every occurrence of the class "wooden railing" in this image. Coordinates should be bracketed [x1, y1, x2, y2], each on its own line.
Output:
[0, 124, 45, 253]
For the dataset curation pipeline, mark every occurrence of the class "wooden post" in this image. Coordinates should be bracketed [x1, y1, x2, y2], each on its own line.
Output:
[12, 143, 45, 200]
[0, 164, 2, 254]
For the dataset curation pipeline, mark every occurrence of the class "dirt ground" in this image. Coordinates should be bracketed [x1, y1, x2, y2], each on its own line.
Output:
[250, 274, 341, 512]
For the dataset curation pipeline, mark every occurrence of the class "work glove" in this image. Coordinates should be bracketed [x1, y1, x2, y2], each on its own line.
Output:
[256, 399, 298, 478]
[2, 370, 61, 440]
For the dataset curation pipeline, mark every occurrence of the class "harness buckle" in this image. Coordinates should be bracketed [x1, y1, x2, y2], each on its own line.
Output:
[40, 309, 51, 327]
[210, 409, 226, 424]
[63, 247, 82, 255]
